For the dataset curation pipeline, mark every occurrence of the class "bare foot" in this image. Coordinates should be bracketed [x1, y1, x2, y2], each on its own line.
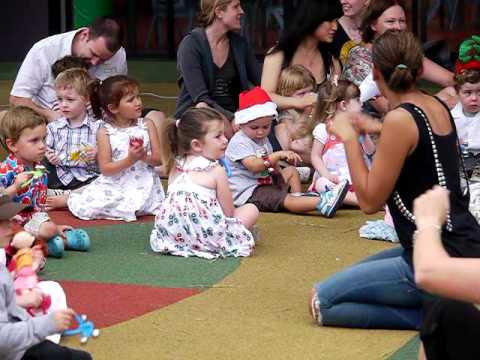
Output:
[45, 194, 69, 211]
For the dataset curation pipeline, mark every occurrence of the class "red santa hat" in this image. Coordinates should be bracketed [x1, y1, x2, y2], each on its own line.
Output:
[234, 87, 278, 125]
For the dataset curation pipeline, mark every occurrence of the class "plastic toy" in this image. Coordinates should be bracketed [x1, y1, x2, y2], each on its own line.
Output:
[21, 165, 47, 187]
[9, 231, 51, 316]
[70, 144, 95, 163]
[63, 314, 100, 344]
[129, 136, 144, 147]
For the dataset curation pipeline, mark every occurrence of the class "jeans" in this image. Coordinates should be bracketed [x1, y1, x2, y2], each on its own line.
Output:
[21, 340, 92, 360]
[313, 247, 423, 329]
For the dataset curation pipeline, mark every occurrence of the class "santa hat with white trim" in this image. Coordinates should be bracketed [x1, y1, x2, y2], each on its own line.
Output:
[234, 87, 278, 125]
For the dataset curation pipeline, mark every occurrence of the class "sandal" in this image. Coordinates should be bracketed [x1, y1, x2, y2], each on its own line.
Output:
[47, 236, 65, 258]
[65, 229, 90, 251]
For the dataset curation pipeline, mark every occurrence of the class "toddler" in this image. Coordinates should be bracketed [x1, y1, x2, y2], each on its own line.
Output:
[309, 80, 375, 206]
[67, 75, 165, 221]
[0, 107, 89, 258]
[451, 36, 480, 154]
[45, 68, 102, 198]
[150, 108, 258, 259]
[226, 87, 349, 218]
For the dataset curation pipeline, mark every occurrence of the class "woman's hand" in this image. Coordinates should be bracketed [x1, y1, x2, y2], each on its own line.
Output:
[296, 93, 317, 110]
[330, 112, 358, 142]
[413, 186, 450, 229]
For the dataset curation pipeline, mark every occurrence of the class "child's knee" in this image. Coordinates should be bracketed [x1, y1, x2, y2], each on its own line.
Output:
[38, 221, 58, 240]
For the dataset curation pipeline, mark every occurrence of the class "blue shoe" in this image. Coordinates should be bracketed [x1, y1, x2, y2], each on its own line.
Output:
[315, 180, 349, 218]
[65, 229, 90, 251]
[47, 236, 65, 258]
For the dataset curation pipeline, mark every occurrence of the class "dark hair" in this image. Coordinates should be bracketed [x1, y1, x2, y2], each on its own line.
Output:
[51, 56, 89, 78]
[88, 17, 123, 53]
[361, 0, 405, 43]
[162, 108, 223, 173]
[314, 80, 360, 123]
[269, 0, 342, 68]
[372, 30, 423, 93]
[88, 75, 139, 120]
[454, 69, 480, 90]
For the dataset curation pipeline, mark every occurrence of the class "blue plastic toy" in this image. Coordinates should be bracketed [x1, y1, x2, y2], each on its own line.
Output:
[218, 157, 232, 177]
[63, 314, 100, 344]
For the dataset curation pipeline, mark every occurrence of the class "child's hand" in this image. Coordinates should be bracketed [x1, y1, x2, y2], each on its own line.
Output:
[46, 149, 61, 165]
[53, 308, 75, 332]
[84, 147, 97, 163]
[14, 172, 33, 191]
[128, 143, 147, 162]
[280, 150, 302, 166]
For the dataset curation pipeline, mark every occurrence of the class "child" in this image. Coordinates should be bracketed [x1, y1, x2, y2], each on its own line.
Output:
[0, 199, 92, 360]
[451, 36, 480, 154]
[226, 87, 349, 218]
[0, 107, 89, 258]
[67, 75, 165, 221]
[309, 80, 375, 206]
[271, 65, 317, 164]
[150, 108, 257, 259]
[45, 68, 102, 197]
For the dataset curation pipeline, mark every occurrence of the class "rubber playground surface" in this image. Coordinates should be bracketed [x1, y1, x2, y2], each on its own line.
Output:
[0, 62, 419, 359]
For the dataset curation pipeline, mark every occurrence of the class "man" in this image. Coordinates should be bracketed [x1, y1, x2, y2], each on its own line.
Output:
[10, 17, 127, 122]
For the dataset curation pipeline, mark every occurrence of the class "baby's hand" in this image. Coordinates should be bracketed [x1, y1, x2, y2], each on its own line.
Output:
[14, 172, 33, 191]
[53, 308, 75, 332]
[46, 149, 61, 165]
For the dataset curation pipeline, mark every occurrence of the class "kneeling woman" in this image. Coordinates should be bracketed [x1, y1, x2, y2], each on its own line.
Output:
[310, 31, 480, 330]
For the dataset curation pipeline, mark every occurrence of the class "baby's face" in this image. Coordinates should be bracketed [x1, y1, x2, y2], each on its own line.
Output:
[0, 220, 13, 248]
[459, 82, 480, 114]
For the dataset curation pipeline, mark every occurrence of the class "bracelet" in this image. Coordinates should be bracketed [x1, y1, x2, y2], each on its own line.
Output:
[262, 155, 275, 174]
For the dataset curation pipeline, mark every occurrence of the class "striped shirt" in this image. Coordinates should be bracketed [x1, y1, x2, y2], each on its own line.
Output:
[46, 115, 103, 186]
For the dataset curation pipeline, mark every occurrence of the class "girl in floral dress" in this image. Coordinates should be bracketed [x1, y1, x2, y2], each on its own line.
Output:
[67, 76, 164, 221]
[150, 108, 258, 259]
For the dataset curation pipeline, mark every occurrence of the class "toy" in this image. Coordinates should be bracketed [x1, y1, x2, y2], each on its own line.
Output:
[70, 143, 95, 163]
[129, 136, 144, 147]
[63, 314, 100, 344]
[9, 231, 51, 316]
[21, 165, 47, 188]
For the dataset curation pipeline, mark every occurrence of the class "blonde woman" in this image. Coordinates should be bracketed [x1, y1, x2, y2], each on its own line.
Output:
[175, 0, 261, 138]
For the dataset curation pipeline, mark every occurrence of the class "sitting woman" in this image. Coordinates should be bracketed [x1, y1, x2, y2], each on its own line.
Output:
[261, 0, 343, 111]
[310, 31, 480, 330]
[342, 0, 456, 113]
[175, 0, 261, 138]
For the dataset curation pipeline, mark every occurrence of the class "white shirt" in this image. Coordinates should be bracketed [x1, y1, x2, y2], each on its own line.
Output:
[451, 102, 480, 153]
[359, 72, 380, 103]
[10, 29, 128, 110]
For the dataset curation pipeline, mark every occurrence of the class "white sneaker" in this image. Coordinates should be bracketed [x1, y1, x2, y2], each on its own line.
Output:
[315, 180, 349, 218]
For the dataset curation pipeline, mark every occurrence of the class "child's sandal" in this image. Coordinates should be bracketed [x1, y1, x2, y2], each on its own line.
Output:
[47, 236, 65, 258]
[65, 229, 90, 251]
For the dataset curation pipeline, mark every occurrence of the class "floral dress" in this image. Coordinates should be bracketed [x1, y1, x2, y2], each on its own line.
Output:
[150, 156, 254, 259]
[68, 119, 164, 221]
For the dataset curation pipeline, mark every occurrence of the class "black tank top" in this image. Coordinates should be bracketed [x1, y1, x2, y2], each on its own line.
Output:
[387, 99, 480, 263]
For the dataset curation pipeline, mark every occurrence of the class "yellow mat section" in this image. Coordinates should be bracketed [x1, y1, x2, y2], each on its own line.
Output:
[69, 210, 415, 360]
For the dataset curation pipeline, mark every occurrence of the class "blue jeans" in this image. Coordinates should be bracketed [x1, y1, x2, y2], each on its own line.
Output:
[313, 247, 423, 329]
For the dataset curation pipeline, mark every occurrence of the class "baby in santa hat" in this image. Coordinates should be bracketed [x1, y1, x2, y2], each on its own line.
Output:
[225, 87, 349, 217]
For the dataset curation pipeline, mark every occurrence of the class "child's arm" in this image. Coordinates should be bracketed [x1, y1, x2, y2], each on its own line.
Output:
[97, 127, 143, 176]
[143, 119, 162, 167]
[214, 166, 235, 217]
[310, 139, 338, 183]
[241, 150, 302, 173]
[274, 123, 291, 151]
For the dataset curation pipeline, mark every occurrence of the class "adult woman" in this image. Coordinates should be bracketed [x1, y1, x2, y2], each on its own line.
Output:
[309, 31, 480, 330]
[175, 0, 261, 138]
[261, 0, 343, 111]
[342, 0, 455, 110]
[332, 0, 370, 64]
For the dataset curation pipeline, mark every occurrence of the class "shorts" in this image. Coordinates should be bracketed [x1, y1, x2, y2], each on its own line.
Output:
[24, 212, 50, 237]
[247, 174, 289, 212]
